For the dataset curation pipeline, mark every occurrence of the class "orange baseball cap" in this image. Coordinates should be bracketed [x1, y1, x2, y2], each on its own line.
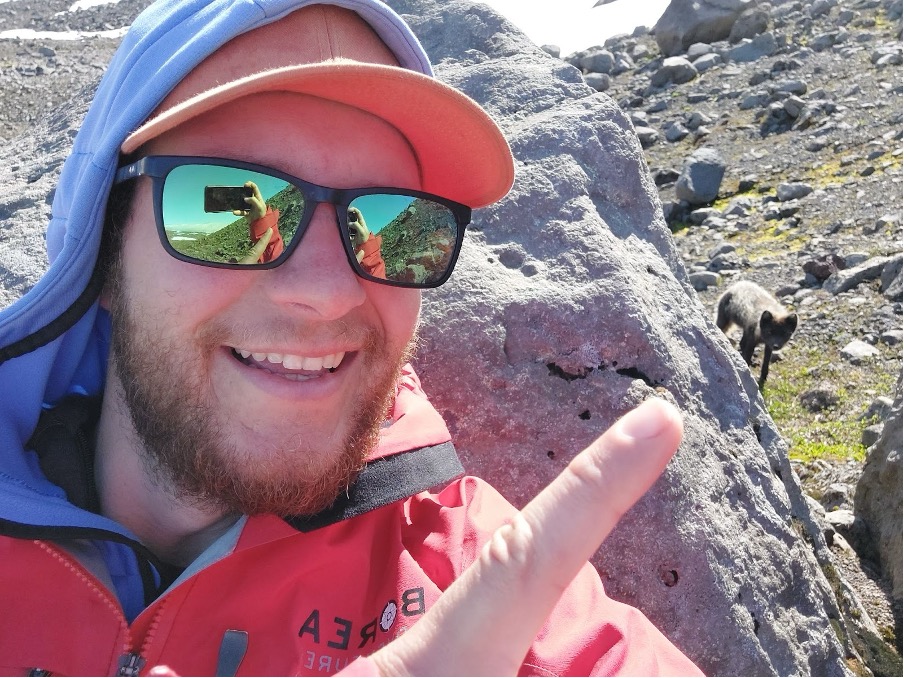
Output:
[121, 2, 514, 209]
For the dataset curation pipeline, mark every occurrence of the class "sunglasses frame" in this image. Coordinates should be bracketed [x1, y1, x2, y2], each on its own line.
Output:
[113, 155, 473, 289]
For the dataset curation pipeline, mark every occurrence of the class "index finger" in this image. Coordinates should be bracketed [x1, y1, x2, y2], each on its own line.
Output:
[371, 397, 683, 676]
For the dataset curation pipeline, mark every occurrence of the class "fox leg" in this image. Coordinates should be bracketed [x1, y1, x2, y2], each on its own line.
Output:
[739, 329, 756, 366]
[758, 345, 772, 389]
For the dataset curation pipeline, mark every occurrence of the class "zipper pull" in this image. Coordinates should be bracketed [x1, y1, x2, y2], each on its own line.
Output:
[117, 652, 146, 677]
[215, 630, 249, 677]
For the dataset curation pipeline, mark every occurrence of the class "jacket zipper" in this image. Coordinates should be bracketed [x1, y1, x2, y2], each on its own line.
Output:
[116, 653, 146, 677]
[118, 588, 169, 676]
[36, 542, 137, 675]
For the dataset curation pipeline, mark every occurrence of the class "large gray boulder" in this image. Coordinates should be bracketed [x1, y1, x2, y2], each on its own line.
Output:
[728, 6, 771, 43]
[854, 379, 903, 609]
[390, 0, 858, 674]
[0, 0, 871, 674]
[676, 148, 726, 205]
[654, 0, 756, 56]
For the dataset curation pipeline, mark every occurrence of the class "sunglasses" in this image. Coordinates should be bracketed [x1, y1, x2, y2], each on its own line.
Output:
[113, 156, 472, 288]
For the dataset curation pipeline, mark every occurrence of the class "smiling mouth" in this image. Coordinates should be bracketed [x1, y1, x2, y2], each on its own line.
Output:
[230, 348, 347, 381]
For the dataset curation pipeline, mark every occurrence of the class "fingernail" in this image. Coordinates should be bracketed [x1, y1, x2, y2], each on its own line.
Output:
[618, 398, 672, 440]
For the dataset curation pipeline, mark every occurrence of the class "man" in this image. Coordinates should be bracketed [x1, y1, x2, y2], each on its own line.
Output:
[0, 0, 701, 674]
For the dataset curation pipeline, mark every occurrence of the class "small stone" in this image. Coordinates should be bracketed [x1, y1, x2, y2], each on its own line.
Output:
[821, 484, 850, 510]
[689, 271, 721, 291]
[830, 532, 856, 554]
[687, 42, 713, 60]
[738, 175, 758, 192]
[776, 182, 814, 201]
[692, 53, 721, 72]
[690, 208, 721, 225]
[707, 243, 736, 259]
[839, 340, 880, 363]
[783, 96, 806, 118]
[861, 423, 884, 448]
[825, 508, 857, 530]
[802, 253, 845, 281]
[664, 121, 689, 142]
[825, 509, 870, 553]
[879, 329, 903, 345]
[651, 56, 698, 87]
[799, 385, 840, 412]
[686, 111, 713, 130]
[861, 396, 894, 422]
[843, 252, 870, 268]
[708, 252, 744, 272]
[584, 72, 611, 91]
[634, 126, 659, 148]
[774, 79, 809, 96]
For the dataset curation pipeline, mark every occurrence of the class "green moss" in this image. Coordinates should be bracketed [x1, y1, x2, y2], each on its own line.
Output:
[855, 623, 904, 676]
[762, 347, 896, 463]
[732, 223, 809, 260]
[821, 563, 902, 676]
[873, 11, 893, 31]
[710, 189, 762, 213]
[880, 625, 898, 645]
[802, 158, 848, 188]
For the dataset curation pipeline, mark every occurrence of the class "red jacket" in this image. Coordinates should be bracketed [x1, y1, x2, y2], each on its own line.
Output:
[357, 232, 387, 279]
[250, 208, 285, 263]
[0, 368, 701, 677]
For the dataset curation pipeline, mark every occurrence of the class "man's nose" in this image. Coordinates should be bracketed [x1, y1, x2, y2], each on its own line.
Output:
[258, 203, 366, 319]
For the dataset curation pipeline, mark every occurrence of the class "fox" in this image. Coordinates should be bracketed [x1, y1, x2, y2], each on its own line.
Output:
[716, 280, 798, 389]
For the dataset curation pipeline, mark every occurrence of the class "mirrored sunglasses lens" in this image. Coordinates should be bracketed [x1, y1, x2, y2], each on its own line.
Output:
[161, 164, 304, 265]
[347, 194, 459, 285]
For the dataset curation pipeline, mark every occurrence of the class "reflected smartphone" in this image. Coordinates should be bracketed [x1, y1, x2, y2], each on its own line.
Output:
[204, 185, 253, 212]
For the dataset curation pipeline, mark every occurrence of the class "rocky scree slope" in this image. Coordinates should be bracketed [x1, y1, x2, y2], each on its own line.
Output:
[557, 0, 902, 665]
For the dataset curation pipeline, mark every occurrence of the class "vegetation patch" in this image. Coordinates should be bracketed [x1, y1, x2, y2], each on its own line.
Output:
[762, 346, 896, 463]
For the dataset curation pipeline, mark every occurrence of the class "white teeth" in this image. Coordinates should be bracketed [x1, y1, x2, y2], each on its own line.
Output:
[300, 357, 322, 371]
[282, 355, 305, 370]
[234, 348, 347, 372]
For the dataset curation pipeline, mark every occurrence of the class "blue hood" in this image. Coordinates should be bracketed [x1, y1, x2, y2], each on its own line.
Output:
[0, 0, 432, 538]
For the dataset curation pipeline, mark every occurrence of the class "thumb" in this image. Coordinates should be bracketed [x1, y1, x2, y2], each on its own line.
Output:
[370, 397, 683, 676]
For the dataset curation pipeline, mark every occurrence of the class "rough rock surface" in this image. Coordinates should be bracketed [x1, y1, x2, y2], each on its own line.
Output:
[393, 1, 856, 674]
[854, 380, 903, 618]
[0, 0, 900, 675]
[583, 0, 902, 670]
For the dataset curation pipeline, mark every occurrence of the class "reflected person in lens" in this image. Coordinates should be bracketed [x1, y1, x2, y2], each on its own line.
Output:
[237, 180, 282, 264]
[347, 206, 386, 278]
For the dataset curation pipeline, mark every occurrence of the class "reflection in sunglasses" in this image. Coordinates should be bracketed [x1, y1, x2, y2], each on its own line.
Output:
[165, 176, 302, 265]
[115, 156, 472, 288]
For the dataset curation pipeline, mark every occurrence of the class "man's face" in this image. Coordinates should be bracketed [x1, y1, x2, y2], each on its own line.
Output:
[106, 92, 422, 515]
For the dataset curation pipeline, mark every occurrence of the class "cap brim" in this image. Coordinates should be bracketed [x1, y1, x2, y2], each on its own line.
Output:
[122, 62, 514, 209]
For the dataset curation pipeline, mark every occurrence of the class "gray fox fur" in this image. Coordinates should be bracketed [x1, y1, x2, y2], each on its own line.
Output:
[716, 281, 798, 388]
